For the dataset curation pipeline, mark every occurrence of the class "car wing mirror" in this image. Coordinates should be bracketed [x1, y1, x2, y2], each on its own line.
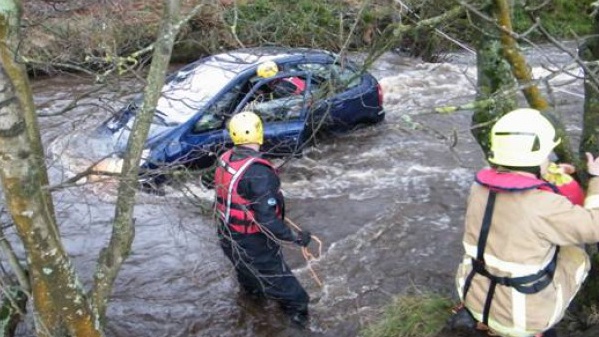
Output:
[193, 114, 224, 133]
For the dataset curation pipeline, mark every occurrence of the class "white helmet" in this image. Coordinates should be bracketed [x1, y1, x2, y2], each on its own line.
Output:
[488, 108, 561, 167]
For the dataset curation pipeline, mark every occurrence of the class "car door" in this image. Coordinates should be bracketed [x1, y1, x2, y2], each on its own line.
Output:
[178, 89, 239, 168]
[299, 61, 371, 131]
[324, 62, 374, 129]
[233, 73, 312, 157]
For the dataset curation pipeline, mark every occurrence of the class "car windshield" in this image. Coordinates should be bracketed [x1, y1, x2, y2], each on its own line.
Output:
[154, 63, 237, 125]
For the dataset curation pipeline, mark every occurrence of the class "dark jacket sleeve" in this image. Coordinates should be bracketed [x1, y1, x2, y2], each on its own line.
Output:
[238, 163, 297, 242]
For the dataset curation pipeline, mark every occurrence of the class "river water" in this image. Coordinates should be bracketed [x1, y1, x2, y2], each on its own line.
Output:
[8, 42, 587, 337]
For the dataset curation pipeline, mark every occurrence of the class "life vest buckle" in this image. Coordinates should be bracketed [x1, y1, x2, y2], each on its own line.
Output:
[472, 258, 486, 272]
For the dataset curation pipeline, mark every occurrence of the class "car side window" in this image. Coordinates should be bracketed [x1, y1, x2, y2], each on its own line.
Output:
[296, 62, 361, 97]
[191, 89, 239, 133]
[251, 79, 305, 123]
[333, 63, 361, 89]
[192, 112, 224, 133]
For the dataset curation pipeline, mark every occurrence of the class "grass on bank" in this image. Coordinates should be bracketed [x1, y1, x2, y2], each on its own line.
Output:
[22, 0, 595, 73]
[362, 292, 453, 337]
[512, 0, 595, 40]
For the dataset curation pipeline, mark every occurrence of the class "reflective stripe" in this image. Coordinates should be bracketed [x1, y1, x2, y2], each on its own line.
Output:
[548, 283, 563, 327]
[218, 158, 238, 175]
[575, 263, 587, 284]
[223, 158, 256, 224]
[463, 242, 556, 277]
[512, 288, 526, 332]
[584, 194, 599, 209]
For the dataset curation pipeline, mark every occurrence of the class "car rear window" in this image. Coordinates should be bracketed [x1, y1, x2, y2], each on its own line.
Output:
[155, 64, 238, 125]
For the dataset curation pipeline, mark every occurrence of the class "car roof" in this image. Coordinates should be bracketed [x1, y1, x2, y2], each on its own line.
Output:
[198, 47, 336, 75]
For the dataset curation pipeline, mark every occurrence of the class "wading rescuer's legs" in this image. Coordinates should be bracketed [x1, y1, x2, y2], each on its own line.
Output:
[219, 234, 310, 326]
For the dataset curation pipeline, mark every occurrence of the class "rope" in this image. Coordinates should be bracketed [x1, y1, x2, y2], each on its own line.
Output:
[284, 217, 324, 288]
[233, 207, 325, 288]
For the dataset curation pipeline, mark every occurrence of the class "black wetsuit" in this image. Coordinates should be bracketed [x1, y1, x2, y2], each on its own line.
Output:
[216, 146, 309, 319]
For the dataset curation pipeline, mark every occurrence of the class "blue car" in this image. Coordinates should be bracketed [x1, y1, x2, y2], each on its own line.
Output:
[95, 47, 385, 184]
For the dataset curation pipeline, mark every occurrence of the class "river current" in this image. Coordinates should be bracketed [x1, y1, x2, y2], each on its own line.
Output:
[5, 42, 587, 336]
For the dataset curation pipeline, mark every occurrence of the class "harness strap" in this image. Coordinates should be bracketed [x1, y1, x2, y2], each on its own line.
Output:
[482, 280, 497, 326]
[463, 191, 497, 300]
[471, 247, 559, 294]
[476, 191, 497, 261]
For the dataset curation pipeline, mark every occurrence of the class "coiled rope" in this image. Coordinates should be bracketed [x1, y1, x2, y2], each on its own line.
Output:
[285, 217, 324, 288]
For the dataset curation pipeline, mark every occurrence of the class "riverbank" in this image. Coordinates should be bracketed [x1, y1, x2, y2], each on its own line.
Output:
[21, 0, 593, 75]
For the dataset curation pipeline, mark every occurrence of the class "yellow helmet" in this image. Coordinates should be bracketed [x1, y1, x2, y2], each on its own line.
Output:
[227, 111, 263, 145]
[488, 108, 561, 167]
[256, 61, 279, 78]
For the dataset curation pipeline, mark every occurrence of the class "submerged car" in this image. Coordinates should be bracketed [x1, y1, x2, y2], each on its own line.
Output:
[94, 47, 385, 184]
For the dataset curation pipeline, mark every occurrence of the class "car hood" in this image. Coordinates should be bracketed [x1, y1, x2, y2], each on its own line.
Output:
[92, 114, 177, 159]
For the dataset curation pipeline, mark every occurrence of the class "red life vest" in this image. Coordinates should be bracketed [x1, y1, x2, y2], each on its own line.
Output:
[475, 168, 583, 205]
[214, 149, 277, 234]
[475, 168, 558, 193]
[282, 77, 306, 95]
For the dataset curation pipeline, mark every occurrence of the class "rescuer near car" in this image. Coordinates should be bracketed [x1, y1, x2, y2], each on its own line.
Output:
[255, 60, 306, 99]
[454, 108, 599, 337]
[213, 110, 312, 328]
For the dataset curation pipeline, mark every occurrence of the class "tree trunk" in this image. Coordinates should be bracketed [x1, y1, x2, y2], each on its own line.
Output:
[492, 0, 576, 167]
[579, 27, 599, 175]
[91, 0, 183, 321]
[571, 3, 599, 313]
[468, 0, 576, 166]
[0, 2, 104, 336]
[469, 0, 517, 156]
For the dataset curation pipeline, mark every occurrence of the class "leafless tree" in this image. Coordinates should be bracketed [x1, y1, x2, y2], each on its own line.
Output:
[0, 0, 203, 335]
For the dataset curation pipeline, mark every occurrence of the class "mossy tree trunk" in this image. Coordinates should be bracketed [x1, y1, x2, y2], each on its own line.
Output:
[492, 0, 576, 166]
[469, 0, 518, 157]
[579, 13, 599, 172]
[572, 2, 599, 313]
[0, 2, 104, 336]
[468, 0, 575, 165]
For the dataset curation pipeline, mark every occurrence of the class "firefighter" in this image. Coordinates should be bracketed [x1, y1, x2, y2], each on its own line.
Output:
[454, 108, 599, 337]
[213, 110, 311, 328]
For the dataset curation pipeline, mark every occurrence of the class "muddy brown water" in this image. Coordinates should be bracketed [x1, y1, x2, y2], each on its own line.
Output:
[4, 44, 595, 336]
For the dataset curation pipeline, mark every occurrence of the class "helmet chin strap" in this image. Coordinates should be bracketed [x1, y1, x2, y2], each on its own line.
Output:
[238, 143, 261, 151]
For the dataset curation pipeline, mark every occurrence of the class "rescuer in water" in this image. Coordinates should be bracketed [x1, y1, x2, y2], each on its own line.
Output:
[213, 110, 311, 328]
